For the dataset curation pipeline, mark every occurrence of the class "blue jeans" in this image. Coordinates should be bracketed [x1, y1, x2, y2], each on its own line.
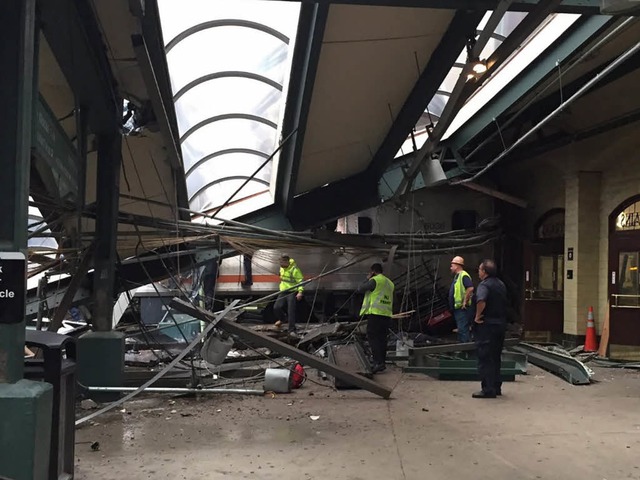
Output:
[453, 308, 473, 343]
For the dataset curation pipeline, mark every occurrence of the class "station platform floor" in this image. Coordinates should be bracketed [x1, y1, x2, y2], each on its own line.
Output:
[75, 365, 640, 480]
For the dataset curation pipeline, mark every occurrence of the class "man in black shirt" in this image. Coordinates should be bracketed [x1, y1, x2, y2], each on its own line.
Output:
[472, 259, 508, 399]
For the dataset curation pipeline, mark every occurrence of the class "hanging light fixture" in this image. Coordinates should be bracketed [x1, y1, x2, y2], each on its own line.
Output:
[472, 59, 488, 74]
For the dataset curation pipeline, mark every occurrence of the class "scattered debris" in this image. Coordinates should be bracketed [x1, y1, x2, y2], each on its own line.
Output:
[90, 442, 100, 452]
[80, 399, 98, 410]
[511, 343, 592, 385]
[326, 341, 372, 389]
[310, 415, 320, 421]
[171, 298, 392, 399]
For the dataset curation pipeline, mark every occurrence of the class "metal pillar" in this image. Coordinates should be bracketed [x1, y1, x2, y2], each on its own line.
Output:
[0, 1, 54, 478]
[78, 131, 125, 399]
[92, 132, 122, 332]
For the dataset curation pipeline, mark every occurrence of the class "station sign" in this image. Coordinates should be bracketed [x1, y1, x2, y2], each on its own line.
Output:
[32, 94, 80, 204]
[0, 252, 26, 324]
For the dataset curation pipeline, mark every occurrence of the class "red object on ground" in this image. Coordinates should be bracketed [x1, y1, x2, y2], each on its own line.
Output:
[427, 309, 452, 328]
[292, 363, 305, 388]
[584, 306, 598, 352]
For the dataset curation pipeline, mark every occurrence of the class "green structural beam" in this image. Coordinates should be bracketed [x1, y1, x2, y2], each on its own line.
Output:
[444, 15, 614, 153]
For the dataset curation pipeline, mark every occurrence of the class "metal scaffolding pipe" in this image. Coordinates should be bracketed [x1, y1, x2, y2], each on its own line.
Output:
[86, 386, 264, 395]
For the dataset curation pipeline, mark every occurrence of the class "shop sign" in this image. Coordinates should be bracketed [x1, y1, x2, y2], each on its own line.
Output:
[537, 210, 565, 240]
[616, 201, 640, 231]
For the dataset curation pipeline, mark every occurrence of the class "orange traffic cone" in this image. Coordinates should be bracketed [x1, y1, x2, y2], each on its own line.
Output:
[584, 306, 598, 352]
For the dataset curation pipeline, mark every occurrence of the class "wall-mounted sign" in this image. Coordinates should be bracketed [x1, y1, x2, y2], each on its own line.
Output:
[567, 269, 573, 280]
[568, 247, 574, 261]
[0, 252, 26, 324]
[536, 209, 565, 240]
[32, 95, 80, 204]
[615, 200, 640, 231]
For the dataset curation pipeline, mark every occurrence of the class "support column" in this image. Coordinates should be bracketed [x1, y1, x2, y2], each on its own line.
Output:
[0, 1, 53, 478]
[77, 133, 125, 394]
[564, 171, 602, 345]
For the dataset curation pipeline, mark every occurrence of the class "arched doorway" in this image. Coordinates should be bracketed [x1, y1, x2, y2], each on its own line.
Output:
[523, 209, 565, 341]
[608, 196, 640, 358]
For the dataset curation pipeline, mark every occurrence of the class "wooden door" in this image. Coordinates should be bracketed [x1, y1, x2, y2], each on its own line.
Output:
[608, 237, 640, 346]
[523, 241, 564, 337]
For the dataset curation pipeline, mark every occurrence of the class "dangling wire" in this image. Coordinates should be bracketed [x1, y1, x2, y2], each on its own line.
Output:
[556, 60, 564, 105]
[493, 117, 507, 151]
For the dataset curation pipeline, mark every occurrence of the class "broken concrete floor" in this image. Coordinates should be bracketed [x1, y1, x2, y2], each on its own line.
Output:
[75, 366, 640, 480]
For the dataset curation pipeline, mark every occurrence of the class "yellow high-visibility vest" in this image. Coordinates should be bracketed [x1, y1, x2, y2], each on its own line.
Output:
[360, 274, 394, 317]
[454, 271, 472, 309]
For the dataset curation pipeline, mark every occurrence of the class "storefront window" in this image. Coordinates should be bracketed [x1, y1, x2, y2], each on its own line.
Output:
[533, 254, 563, 300]
[617, 251, 640, 307]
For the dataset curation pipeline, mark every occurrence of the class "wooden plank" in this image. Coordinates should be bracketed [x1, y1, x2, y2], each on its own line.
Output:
[598, 300, 610, 357]
[170, 298, 392, 399]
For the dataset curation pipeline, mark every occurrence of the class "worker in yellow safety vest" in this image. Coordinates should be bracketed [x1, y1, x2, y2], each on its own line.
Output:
[449, 255, 474, 342]
[274, 255, 304, 333]
[357, 263, 395, 374]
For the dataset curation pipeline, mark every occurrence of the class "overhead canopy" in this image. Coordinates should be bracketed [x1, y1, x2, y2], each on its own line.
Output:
[35, 0, 638, 245]
[32, 0, 190, 261]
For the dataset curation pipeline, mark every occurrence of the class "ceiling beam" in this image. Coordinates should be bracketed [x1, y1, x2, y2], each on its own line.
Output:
[394, 0, 562, 198]
[276, 3, 329, 213]
[282, 10, 486, 229]
[504, 107, 640, 164]
[461, 182, 528, 208]
[287, 171, 379, 230]
[367, 9, 486, 181]
[39, 0, 118, 133]
[257, 0, 604, 15]
[444, 15, 614, 153]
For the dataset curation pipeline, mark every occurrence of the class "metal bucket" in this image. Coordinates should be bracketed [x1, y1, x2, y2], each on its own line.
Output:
[201, 334, 234, 366]
[264, 368, 292, 393]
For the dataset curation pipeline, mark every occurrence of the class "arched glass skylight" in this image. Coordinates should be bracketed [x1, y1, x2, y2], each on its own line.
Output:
[158, 0, 300, 220]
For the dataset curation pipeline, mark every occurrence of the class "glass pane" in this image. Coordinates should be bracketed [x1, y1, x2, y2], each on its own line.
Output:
[181, 119, 276, 172]
[618, 252, 640, 307]
[556, 254, 564, 293]
[189, 179, 270, 213]
[438, 67, 463, 93]
[158, 0, 299, 44]
[175, 78, 282, 135]
[166, 28, 289, 93]
[187, 152, 273, 196]
[615, 201, 640, 231]
[535, 255, 555, 291]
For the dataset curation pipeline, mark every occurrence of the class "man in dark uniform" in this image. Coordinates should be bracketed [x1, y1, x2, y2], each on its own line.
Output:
[473, 259, 508, 399]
